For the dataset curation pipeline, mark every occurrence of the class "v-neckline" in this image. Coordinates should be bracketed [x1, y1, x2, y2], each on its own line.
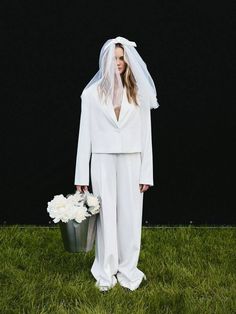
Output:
[113, 87, 126, 122]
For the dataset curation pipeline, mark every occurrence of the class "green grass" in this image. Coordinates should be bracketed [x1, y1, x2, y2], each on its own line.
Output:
[0, 226, 235, 314]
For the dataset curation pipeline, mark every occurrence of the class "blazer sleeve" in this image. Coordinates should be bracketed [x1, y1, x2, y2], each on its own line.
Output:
[139, 107, 154, 186]
[74, 91, 92, 186]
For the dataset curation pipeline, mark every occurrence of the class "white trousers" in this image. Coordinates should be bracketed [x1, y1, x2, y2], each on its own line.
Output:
[90, 152, 147, 291]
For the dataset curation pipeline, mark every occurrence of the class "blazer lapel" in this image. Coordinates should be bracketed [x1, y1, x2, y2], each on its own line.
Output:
[101, 88, 134, 127]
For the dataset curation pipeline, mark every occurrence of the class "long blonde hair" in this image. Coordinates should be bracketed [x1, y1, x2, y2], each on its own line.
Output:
[97, 43, 139, 106]
[116, 43, 139, 106]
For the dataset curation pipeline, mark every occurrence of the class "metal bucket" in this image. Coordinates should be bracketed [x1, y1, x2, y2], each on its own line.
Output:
[59, 214, 97, 253]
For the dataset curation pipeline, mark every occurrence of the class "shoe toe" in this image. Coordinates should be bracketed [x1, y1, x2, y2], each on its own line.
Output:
[99, 286, 110, 292]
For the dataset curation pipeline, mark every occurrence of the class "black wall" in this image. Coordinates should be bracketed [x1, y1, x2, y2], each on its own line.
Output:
[1, 2, 235, 225]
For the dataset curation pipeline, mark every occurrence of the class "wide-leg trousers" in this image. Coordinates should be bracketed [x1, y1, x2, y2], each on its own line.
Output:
[90, 152, 147, 291]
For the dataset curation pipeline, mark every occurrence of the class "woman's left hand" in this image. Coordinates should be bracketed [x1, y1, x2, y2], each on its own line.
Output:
[139, 184, 150, 193]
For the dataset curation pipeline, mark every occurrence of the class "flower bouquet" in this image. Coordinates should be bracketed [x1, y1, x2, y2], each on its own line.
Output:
[47, 190, 101, 253]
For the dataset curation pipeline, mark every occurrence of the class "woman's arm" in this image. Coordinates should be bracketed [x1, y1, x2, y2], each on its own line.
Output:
[139, 107, 154, 187]
[74, 91, 92, 187]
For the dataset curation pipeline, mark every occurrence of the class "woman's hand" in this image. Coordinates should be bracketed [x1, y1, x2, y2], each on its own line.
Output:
[76, 185, 89, 193]
[139, 184, 150, 193]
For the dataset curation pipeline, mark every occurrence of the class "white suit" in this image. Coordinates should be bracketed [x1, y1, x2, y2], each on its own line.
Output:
[74, 83, 154, 290]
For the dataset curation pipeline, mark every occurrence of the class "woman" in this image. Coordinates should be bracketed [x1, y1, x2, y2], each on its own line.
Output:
[74, 36, 159, 292]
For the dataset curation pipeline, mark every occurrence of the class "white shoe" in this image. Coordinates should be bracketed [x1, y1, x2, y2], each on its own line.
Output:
[99, 286, 110, 292]
[117, 273, 147, 291]
[95, 275, 117, 292]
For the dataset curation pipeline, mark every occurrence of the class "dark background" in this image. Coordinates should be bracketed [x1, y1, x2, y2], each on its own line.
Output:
[1, 1, 235, 225]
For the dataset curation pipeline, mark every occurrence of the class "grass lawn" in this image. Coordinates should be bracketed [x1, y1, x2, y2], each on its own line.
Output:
[0, 225, 235, 314]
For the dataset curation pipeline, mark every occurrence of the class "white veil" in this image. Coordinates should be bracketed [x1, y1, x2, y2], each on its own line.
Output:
[81, 36, 160, 110]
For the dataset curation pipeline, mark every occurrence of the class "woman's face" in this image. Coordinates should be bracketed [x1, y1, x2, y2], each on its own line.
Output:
[115, 47, 126, 75]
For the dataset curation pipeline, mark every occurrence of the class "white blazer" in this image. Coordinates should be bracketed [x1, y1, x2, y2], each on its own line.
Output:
[74, 83, 155, 186]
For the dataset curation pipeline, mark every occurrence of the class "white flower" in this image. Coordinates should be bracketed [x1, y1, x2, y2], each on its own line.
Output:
[47, 194, 67, 209]
[47, 194, 69, 223]
[85, 193, 100, 215]
[89, 205, 100, 215]
[47, 190, 100, 224]
[67, 194, 79, 205]
[86, 193, 100, 208]
[74, 205, 91, 223]
[74, 190, 85, 202]
[49, 207, 68, 223]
